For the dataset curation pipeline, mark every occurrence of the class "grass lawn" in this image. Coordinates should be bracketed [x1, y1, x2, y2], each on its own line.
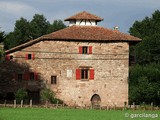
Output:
[0, 108, 159, 120]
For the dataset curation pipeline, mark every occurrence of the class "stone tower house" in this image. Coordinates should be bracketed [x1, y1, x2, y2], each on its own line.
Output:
[1, 11, 141, 107]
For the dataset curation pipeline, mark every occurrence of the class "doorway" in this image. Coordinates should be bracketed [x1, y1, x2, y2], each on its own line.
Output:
[90, 94, 101, 106]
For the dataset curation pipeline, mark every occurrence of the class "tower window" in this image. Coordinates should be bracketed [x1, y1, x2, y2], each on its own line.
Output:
[82, 46, 88, 54]
[28, 54, 32, 59]
[79, 46, 92, 54]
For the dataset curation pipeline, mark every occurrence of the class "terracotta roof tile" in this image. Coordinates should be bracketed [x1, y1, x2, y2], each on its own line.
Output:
[44, 25, 141, 41]
[64, 11, 103, 21]
[5, 25, 141, 54]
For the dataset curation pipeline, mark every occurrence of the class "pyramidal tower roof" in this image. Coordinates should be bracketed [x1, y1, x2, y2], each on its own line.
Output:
[64, 11, 103, 22]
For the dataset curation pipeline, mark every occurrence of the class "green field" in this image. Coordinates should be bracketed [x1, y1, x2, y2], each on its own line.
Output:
[0, 108, 159, 120]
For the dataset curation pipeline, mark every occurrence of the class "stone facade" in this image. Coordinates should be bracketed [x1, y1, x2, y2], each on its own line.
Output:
[1, 11, 141, 106]
[8, 40, 129, 107]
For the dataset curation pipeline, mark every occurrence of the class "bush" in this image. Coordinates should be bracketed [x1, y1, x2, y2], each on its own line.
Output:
[40, 88, 64, 105]
[14, 88, 28, 103]
[40, 88, 55, 103]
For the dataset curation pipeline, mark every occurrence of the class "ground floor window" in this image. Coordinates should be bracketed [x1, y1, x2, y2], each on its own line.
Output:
[30, 72, 34, 80]
[17, 74, 23, 81]
[51, 76, 57, 84]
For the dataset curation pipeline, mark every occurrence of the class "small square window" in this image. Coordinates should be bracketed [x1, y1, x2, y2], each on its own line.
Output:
[28, 54, 32, 59]
[51, 76, 57, 84]
[18, 74, 23, 81]
[82, 46, 88, 54]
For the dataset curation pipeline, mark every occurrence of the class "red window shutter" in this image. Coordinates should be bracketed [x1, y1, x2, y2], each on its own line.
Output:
[76, 69, 81, 80]
[5, 55, 10, 60]
[32, 53, 35, 60]
[24, 72, 29, 80]
[90, 68, 94, 80]
[34, 72, 38, 80]
[26, 54, 28, 60]
[89, 46, 92, 54]
[79, 46, 82, 54]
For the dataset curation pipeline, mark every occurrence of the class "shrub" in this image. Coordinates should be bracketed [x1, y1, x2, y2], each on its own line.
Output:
[40, 88, 55, 103]
[14, 88, 28, 103]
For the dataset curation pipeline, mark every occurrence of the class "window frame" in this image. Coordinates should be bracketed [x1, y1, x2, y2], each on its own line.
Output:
[51, 76, 57, 85]
[82, 46, 88, 54]
[76, 67, 94, 81]
[28, 54, 32, 60]
[79, 46, 92, 54]
[81, 68, 89, 80]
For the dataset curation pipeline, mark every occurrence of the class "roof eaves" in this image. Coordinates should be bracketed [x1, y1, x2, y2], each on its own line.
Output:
[5, 36, 44, 54]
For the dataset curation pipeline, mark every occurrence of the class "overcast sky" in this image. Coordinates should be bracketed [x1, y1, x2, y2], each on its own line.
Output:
[0, 0, 160, 33]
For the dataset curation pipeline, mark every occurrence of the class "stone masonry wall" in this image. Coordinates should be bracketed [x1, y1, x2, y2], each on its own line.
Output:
[10, 40, 129, 107]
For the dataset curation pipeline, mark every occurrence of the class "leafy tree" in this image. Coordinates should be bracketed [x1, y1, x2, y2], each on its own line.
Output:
[4, 14, 66, 50]
[29, 14, 50, 39]
[14, 17, 31, 43]
[4, 32, 17, 49]
[4, 18, 30, 49]
[48, 20, 66, 33]
[129, 10, 160, 65]
[129, 63, 160, 105]
[40, 88, 55, 104]
[0, 30, 5, 62]
[0, 30, 5, 43]
[14, 88, 28, 103]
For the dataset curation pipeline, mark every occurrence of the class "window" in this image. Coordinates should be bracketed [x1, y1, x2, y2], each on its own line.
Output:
[24, 72, 38, 81]
[30, 72, 34, 80]
[26, 53, 35, 60]
[76, 68, 94, 80]
[81, 69, 89, 79]
[79, 46, 92, 54]
[5, 55, 13, 60]
[82, 46, 88, 54]
[18, 74, 23, 81]
[51, 76, 57, 84]
[10, 55, 13, 60]
[28, 54, 32, 59]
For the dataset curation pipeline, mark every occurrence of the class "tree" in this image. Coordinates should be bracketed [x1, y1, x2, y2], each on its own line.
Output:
[14, 88, 28, 103]
[129, 63, 160, 105]
[0, 30, 5, 62]
[40, 88, 55, 106]
[48, 20, 66, 33]
[14, 17, 31, 43]
[29, 14, 50, 39]
[4, 14, 66, 50]
[0, 30, 5, 43]
[4, 18, 30, 49]
[129, 10, 160, 105]
[129, 10, 160, 65]
[4, 32, 17, 49]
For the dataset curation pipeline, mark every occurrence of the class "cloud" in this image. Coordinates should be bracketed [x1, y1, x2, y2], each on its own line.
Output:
[0, 1, 38, 16]
[0, 0, 160, 33]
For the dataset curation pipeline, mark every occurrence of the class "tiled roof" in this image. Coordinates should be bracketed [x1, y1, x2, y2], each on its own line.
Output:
[5, 25, 141, 54]
[64, 11, 103, 21]
[44, 25, 141, 41]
